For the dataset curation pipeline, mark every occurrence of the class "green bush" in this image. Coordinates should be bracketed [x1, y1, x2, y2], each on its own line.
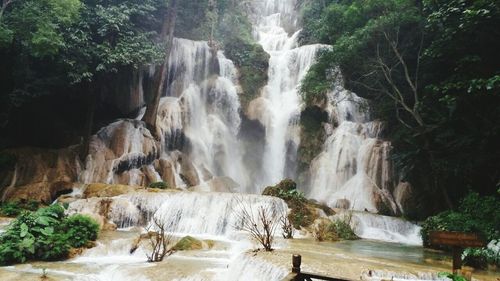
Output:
[463, 244, 500, 268]
[0, 204, 99, 265]
[438, 272, 467, 281]
[62, 214, 100, 248]
[172, 236, 202, 251]
[0, 200, 41, 217]
[329, 220, 358, 240]
[148, 181, 170, 189]
[421, 192, 500, 267]
[262, 179, 317, 228]
[0, 201, 22, 217]
[421, 192, 499, 246]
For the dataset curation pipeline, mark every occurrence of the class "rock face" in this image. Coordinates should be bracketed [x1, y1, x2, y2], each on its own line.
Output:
[78, 117, 205, 189]
[84, 183, 145, 198]
[0, 147, 80, 203]
[79, 119, 161, 186]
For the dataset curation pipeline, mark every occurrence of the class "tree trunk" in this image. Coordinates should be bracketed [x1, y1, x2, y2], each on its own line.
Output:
[80, 85, 97, 162]
[0, 0, 16, 22]
[142, 0, 178, 136]
[423, 136, 453, 210]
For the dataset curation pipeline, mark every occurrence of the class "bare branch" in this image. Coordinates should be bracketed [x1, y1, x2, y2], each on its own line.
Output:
[280, 212, 294, 239]
[145, 211, 175, 262]
[395, 101, 414, 129]
[383, 31, 419, 107]
[415, 31, 425, 96]
[232, 197, 280, 251]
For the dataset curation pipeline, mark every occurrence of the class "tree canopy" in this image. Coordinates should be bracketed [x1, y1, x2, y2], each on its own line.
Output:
[300, 0, 500, 214]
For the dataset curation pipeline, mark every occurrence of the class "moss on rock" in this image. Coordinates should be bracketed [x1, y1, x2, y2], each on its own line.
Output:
[262, 179, 334, 229]
[313, 218, 359, 242]
[262, 179, 297, 197]
[224, 38, 269, 111]
[172, 236, 203, 251]
[84, 183, 144, 198]
[297, 106, 329, 182]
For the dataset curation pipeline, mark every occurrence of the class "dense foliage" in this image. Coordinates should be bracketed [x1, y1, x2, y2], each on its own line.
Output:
[0, 0, 167, 148]
[0, 200, 41, 217]
[0, 0, 267, 148]
[299, 0, 500, 215]
[421, 192, 499, 266]
[421, 192, 499, 244]
[0, 204, 99, 265]
[328, 219, 358, 240]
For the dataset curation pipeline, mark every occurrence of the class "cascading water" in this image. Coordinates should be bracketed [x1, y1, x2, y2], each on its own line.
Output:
[334, 211, 422, 245]
[250, 0, 326, 189]
[67, 191, 288, 239]
[168, 38, 250, 191]
[307, 74, 400, 215]
[79, 38, 251, 192]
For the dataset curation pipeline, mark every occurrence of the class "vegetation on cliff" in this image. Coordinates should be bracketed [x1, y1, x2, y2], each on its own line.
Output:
[177, 0, 269, 111]
[0, 0, 169, 149]
[299, 0, 500, 216]
[262, 179, 334, 229]
[0, 204, 99, 265]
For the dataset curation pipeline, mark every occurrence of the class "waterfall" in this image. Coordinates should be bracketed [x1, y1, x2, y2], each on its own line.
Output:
[76, 0, 409, 244]
[79, 38, 250, 192]
[308, 76, 400, 215]
[68, 191, 288, 238]
[335, 211, 422, 245]
[168, 38, 249, 191]
[250, 0, 326, 189]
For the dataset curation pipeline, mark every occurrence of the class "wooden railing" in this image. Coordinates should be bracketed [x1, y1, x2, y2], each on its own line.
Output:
[282, 255, 356, 281]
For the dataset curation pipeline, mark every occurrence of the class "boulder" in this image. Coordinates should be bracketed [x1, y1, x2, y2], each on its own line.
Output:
[157, 159, 177, 188]
[172, 236, 203, 251]
[179, 157, 200, 186]
[1, 147, 79, 202]
[83, 183, 144, 198]
[4, 181, 74, 204]
[262, 178, 297, 197]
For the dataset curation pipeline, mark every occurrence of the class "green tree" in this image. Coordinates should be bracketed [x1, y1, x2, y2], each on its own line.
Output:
[300, 0, 500, 213]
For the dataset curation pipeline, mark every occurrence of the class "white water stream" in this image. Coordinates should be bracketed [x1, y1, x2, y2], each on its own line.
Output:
[250, 2, 326, 189]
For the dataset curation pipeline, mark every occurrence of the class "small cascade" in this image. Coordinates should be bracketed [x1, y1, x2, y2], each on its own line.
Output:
[336, 211, 422, 245]
[308, 79, 400, 215]
[250, 0, 327, 189]
[220, 253, 288, 281]
[68, 191, 288, 238]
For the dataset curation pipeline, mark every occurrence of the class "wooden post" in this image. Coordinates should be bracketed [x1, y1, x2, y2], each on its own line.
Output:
[452, 247, 463, 275]
[292, 254, 301, 274]
[428, 231, 486, 276]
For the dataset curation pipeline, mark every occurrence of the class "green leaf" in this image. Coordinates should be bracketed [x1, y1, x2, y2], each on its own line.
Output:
[40, 226, 54, 236]
[20, 237, 35, 254]
[20, 223, 29, 238]
[36, 216, 51, 226]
